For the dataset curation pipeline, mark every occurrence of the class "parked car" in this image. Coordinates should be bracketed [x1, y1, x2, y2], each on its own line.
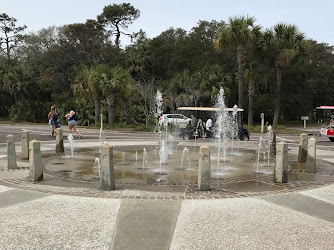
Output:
[158, 114, 191, 126]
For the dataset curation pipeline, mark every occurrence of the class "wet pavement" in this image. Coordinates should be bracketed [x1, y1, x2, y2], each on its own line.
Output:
[1, 124, 334, 249]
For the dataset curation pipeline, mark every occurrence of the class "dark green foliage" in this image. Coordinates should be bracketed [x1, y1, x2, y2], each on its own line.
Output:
[97, 3, 140, 49]
[0, 13, 27, 59]
[0, 8, 334, 128]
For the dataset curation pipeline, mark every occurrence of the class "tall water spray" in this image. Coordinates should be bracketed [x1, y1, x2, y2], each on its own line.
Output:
[215, 88, 231, 171]
[93, 157, 101, 178]
[142, 148, 147, 169]
[155, 90, 163, 132]
[256, 125, 274, 171]
[121, 152, 126, 164]
[159, 140, 168, 166]
[181, 147, 190, 170]
[266, 125, 274, 167]
[99, 113, 106, 145]
[256, 137, 265, 171]
[231, 104, 239, 154]
[100, 128, 106, 145]
[155, 90, 169, 169]
[67, 133, 75, 158]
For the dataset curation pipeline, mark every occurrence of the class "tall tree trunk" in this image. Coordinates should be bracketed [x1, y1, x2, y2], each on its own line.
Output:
[144, 109, 149, 128]
[115, 26, 121, 49]
[5, 35, 11, 59]
[248, 81, 255, 127]
[108, 104, 114, 127]
[237, 71, 244, 127]
[236, 46, 245, 127]
[107, 94, 115, 127]
[273, 66, 283, 129]
[94, 94, 101, 125]
[126, 98, 132, 125]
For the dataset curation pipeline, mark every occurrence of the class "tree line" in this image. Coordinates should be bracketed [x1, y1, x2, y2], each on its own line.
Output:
[1, 3, 333, 130]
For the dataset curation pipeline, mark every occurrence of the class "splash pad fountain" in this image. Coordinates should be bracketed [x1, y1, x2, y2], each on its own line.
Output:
[45, 88, 272, 184]
[39, 87, 334, 196]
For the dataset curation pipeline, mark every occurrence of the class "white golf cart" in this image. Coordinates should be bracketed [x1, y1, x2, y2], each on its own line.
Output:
[177, 106, 250, 140]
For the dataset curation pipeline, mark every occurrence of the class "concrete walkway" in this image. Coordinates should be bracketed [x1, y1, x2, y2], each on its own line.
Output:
[1, 182, 334, 249]
[1, 128, 334, 249]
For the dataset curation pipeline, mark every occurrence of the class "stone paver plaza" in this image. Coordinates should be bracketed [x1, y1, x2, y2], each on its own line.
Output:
[1, 128, 334, 249]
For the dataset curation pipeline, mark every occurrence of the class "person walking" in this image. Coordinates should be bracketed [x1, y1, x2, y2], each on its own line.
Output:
[66, 107, 82, 139]
[47, 105, 59, 137]
[206, 118, 212, 131]
[205, 118, 213, 138]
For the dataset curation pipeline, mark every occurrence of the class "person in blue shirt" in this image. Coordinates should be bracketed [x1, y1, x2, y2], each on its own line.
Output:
[47, 105, 59, 137]
[66, 107, 82, 139]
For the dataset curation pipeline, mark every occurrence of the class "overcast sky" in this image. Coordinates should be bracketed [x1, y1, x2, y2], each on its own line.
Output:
[2, 0, 333, 46]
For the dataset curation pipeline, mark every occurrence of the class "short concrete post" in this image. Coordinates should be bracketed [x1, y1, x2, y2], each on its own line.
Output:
[29, 140, 43, 181]
[21, 129, 30, 159]
[56, 128, 64, 153]
[306, 137, 316, 174]
[100, 145, 115, 190]
[7, 134, 17, 169]
[273, 142, 288, 183]
[298, 133, 308, 163]
[198, 145, 211, 191]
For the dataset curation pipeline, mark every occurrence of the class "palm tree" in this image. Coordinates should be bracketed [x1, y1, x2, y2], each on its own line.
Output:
[244, 62, 264, 127]
[244, 63, 256, 127]
[74, 64, 104, 125]
[100, 66, 132, 127]
[215, 16, 261, 127]
[258, 24, 308, 129]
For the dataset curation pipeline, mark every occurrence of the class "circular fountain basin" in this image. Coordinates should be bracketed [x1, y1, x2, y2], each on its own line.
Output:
[45, 144, 278, 185]
[24, 138, 331, 197]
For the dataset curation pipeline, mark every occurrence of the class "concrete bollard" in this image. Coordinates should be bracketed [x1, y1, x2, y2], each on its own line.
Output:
[198, 145, 211, 191]
[100, 145, 115, 190]
[56, 128, 64, 153]
[298, 133, 308, 163]
[29, 140, 43, 181]
[21, 129, 30, 159]
[273, 142, 288, 183]
[306, 137, 316, 174]
[7, 134, 17, 169]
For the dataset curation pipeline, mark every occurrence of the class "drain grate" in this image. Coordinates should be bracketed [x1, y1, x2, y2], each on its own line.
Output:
[56, 170, 72, 173]
[154, 172, 168, 175]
